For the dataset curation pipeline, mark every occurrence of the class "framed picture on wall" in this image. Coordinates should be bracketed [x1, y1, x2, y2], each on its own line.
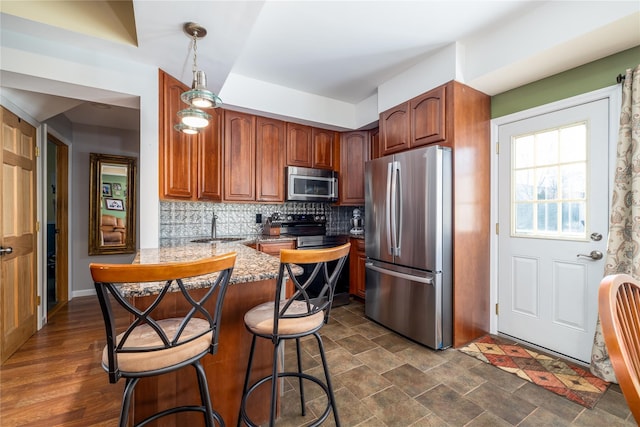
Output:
[102, 183, 112, 196]
[105, 198, 124, 211]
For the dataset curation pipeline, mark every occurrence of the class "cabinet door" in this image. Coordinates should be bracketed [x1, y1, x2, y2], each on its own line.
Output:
[370, 127, 380, 160]
[339, 131, 369, 205]
[286, 123, 313, 167]
[224, 111, 256, 201]
[256, 117, 285, 202]
[349, 238, 366, 299]
[380, 101, 410, 155]
[159, 70, 195, 199]
[197, 108, 222, 201]
[312, 128, 336, 170]
[411, 85, 447, 147]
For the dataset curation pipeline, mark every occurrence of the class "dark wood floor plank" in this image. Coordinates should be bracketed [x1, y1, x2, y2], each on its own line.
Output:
[0, 297, 123, 427]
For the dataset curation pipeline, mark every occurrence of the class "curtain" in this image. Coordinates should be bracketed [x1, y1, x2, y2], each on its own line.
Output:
[590, 64, 640, 382]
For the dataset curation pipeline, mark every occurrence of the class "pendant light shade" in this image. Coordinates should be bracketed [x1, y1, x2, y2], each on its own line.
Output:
[175, 22, 221, 135]
[177, 108, 211, 128]
[173, 123, 200, 135]
[181, 70, 222, 109]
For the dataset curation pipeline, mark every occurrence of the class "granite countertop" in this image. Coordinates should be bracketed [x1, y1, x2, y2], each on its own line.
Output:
[121, 240, 293, 298]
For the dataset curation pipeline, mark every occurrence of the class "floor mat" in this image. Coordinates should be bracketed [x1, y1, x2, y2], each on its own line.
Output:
[459, 335, 609, 409]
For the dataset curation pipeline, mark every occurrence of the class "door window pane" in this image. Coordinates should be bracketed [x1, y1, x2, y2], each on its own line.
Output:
[511, 121, 588, 240]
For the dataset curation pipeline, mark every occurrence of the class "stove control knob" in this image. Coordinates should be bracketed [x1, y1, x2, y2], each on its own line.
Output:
[286, 215, 293, 221]
[314, 215, 320, 221]
[320, 215, 325, 221]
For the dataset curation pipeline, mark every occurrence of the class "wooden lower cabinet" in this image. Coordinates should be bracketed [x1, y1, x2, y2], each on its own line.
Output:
[349, 238, 366, 299]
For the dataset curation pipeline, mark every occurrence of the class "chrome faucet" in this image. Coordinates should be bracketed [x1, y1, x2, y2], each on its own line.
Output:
[211, 212, 218, 239]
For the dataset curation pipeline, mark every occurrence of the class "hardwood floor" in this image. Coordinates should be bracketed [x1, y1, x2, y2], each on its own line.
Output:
[1, 297, 634, 426]
[0, 297, 124, 427]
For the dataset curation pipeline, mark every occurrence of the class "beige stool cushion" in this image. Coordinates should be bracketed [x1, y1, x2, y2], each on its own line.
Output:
[244, 300, 325, 335]
[103, 317, 212, 373]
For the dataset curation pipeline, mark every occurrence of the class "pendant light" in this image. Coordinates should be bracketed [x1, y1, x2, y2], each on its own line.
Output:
[174, 22, 221, 135]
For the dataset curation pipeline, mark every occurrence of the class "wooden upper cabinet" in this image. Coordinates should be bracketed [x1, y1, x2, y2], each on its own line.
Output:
[159, 69, 221, 201]
[380, 101, 410, 156]
[160, 70, 193, 199]
[370, 127, 380, 160]
[286, 123, 313, 168]
[224, 111, 256, 201]
[338, 131, 369, 206]
[197, 108, 223, 201]
[312, 128, 337, 170]
[256, 117, 285, 202]
[411, 85, 448, 147]
[379, 84, 450, 157]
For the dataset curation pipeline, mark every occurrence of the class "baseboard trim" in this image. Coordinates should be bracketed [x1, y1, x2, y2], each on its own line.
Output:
[72, 289, 96, 298]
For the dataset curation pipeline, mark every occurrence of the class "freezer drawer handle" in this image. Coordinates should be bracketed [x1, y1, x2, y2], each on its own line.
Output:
[365, 262, 434, 285]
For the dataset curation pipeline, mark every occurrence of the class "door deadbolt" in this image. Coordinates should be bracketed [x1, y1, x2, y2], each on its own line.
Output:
[577, 250, 603, 260]
[590, 232, 603, 241]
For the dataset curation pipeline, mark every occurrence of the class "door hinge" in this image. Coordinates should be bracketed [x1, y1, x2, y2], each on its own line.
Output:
[495, 142, 499, 155]
[495, 223, 499, 235]
[37, 295, 41, 306]
[495, 303, 499, 315]
[36, 221, 40, 232]
[35, 146, 40, 157]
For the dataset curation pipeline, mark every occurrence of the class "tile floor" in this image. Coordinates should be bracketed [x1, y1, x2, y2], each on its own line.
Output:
[273, 300, 635, 426]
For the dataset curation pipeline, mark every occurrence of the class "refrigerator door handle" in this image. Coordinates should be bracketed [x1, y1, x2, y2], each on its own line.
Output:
[390, 161, 399, 256]
[386, 162, 393, 255]
[365, 262, 434, 285]
[395, 161, 402, 256]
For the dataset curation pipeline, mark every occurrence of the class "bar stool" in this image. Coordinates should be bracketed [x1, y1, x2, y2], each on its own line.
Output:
[238, 243, 350, 427]
[90, 252, 236, 427]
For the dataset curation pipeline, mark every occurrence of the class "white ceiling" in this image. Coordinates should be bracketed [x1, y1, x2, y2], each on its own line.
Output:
[1, 0, 638, 131]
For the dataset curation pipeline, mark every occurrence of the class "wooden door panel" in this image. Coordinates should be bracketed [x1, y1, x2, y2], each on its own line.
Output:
[197, 109, 222, 201]
[339, 131, 369, 205]
[160, 71, 195, 199]
[224, 111, 256, 201]
[312, 128, 336, 170]
[380, 102, 410, 155]
[286, 123, 312, 167]
[411, 85, 447, 147]
[256, 117, 285, 202]
[1, 106, 37, 364]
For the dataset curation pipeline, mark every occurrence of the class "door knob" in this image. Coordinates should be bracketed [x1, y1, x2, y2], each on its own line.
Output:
[0, 246, 13, 256]
[577, 250, 603, 260]
[590, 232, 603, 241]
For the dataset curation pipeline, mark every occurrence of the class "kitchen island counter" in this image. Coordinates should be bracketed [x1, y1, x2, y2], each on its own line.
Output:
[127, 242, 289, 426]
[123, 241, 286, 297]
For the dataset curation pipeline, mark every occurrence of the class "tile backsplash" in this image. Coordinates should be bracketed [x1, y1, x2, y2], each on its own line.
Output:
[159, 201, 364, 239]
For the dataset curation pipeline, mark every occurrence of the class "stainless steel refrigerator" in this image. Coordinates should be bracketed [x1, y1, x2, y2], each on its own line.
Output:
[364, 145, 452, 350]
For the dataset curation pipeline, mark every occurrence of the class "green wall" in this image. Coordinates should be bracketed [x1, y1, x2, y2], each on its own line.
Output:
[491, 46, 640, 118]
[101, 174, 127, 220]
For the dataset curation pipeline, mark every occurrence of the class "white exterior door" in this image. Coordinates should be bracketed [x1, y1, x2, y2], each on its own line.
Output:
[497, 98, 609, 363]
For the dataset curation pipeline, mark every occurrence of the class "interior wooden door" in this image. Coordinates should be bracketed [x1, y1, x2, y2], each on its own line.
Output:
[1, 106, 38, 364]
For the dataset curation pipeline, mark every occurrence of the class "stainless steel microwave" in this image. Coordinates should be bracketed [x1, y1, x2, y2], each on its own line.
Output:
[286, 166, 338, 202]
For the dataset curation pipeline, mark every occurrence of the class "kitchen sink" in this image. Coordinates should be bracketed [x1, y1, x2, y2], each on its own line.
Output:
[190, 237, 245, 243]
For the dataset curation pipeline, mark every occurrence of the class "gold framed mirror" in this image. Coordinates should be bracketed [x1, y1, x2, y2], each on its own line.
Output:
[89, 153, 137, 255]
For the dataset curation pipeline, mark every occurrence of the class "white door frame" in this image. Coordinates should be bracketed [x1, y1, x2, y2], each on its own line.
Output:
[489, 85, 621, 337]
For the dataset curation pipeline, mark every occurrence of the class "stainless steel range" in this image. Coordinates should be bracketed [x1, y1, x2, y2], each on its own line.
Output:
[273, 213, 350, 306]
